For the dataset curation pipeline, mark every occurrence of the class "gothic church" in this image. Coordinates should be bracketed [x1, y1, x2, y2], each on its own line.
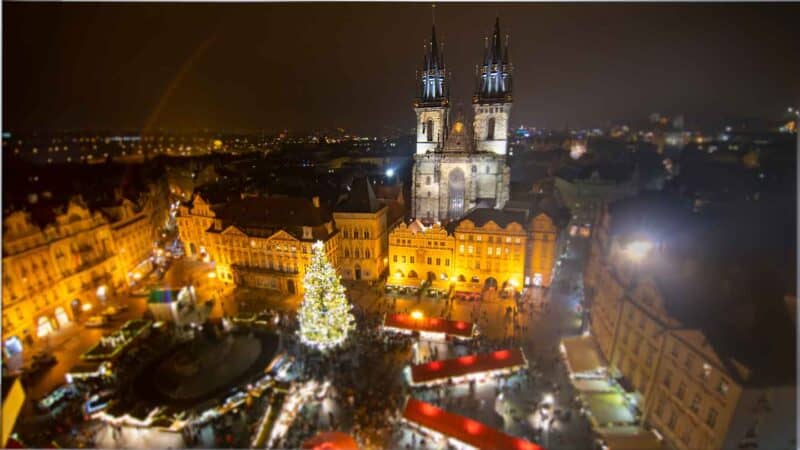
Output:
[411, 18, 512, 224]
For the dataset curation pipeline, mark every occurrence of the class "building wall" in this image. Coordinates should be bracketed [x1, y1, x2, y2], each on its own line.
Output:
[453, 219, 526, 291]
[177, 195, 339, 296]
[334, 207, 388, 281]
[584, 204, 796, 450]
[415, 107, 448, 155]
[412, 153, 510, 223]
[527, 213, 558, 287]
[472, 102, 511, 156]
[388, 222, 455, 289]
[2, 196, 162, 352]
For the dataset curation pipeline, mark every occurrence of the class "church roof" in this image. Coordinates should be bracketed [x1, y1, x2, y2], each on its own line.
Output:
[453, 208, 526, 229]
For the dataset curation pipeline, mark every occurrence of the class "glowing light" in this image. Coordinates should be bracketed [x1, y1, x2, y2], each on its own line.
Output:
[625, 240, 653, 262]
[465, 420, 482, 435]
[411, 310, 424, 320]
[543, 394, 554, 405]
[386, 168, 395, 177]
[81, 303, 93, 312]
[207, 272, 217, 279]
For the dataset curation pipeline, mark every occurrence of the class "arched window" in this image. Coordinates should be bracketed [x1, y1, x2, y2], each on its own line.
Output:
[354, 249, 360, 259]
[353, 230, 360, 239]
[365, 249, 371, 258]
[427, 119, 434, 142]
[344, 249, 350, 258]
[487, 117, 496, 140]
[364, 231, 370, 239]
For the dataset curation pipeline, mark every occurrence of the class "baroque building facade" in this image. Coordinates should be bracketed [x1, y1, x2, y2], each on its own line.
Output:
[2, 190, 164, 357]
[412, 20, 512, 224]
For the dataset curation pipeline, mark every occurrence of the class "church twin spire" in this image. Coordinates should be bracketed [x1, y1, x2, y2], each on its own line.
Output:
[417, 25, 449, 106]
[474, 17, 513, 104]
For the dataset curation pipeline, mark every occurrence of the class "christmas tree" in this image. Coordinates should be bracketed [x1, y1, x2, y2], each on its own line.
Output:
[297, 240, 355, 351]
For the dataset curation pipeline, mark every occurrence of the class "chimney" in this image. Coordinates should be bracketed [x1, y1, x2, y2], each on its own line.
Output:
[312, 196, 320, 208]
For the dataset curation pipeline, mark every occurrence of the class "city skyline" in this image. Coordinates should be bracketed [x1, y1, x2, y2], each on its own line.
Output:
[4, 3, 800, 134]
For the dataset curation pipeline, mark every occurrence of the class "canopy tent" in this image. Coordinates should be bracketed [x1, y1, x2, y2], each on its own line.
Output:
[560, 335, 606, 377]
[581, 392, 637, 429]
[383, 313, 474, 339]
[597, 429, 664, 450]
[301, 431, 360, 450]
[571, 378, 615, 393]
[402, 399, 542, 450]
[410, 349, 527, 386]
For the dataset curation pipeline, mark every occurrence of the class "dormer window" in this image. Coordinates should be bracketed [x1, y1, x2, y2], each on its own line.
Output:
[302, 226, 312, 239]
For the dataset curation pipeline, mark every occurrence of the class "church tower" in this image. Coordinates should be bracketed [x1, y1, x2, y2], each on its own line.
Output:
[473, 18, 512, 156]
[414, 25, 450, 155]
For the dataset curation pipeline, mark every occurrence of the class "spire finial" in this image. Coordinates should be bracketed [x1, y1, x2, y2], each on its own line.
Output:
[432, 3, 436, 26]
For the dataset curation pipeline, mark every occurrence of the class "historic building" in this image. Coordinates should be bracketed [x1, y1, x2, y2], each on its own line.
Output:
[178, 194, 339, 295]
[411, 20, 512, 224]
[583, 195, 796, 450]
[388, 203, 562, 296]
[2, 192, 163, 356]
[334, 177, 398, 281]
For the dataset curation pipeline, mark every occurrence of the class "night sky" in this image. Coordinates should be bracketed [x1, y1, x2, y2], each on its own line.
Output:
[4, 3, 800, 134]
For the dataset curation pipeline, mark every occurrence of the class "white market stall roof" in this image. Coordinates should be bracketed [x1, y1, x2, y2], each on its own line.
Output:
[582, 392, 637, 429]
[598, 429, 665, 450]
[572, 378, 615, 393]
[560, 334, 605, 375]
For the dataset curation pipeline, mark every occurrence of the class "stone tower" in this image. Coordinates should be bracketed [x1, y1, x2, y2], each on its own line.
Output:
[414, 25, 450, 156]
[472, 18, 513, 156]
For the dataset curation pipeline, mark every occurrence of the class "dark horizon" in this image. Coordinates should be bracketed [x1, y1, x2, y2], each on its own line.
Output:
[4, 3, 800, 134]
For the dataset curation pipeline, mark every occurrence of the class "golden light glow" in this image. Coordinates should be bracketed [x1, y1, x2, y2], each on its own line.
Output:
[207, 272, 217, 279]
[453, 121, 464, 133]
[81, 303, 93, 312]
[411, 310, 424, 320]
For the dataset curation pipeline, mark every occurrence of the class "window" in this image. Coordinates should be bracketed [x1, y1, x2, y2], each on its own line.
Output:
[426, 176, 431, 186]
[471, 165, 477, 174]
[353, 231, 360, 239]
[485, 165, 490, 174]
[410, 256, 415, 264]
[475, 261, 480, 269]
[344, 249, 350, 258]
[393, 255, 397, 263]
[495, 247, 501, 256]
[445, 259, 450, 266]
[364, 231, 370, 239]
[426, 119, 434, 142]
[476, 235, 482, 242]
[706, 408, 718, 429]
[488, 236, 494, 243]
[488, 247, 493, 256]
[468, 246, 473, 254]
[676, 382, 686, 400]
[459, 245, 465, 254]
[487, 117, 495, 140]
[401, 256, 406, 263]
[365, 249, 370, 258]
[717, 380, 729, 396]
[427, 257, 432, 265]
[702, 363, 712, 381]
[690, 394, 701, 414]
[436, 258, 440, 266]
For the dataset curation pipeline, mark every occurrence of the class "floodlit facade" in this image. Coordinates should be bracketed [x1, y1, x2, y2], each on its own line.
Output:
[2, 194, 163, 356]
[178, 194, 339, 295]
[334, 178, 397, 281]
[388, 207, 560, 295]
[411, 20, 512, 223]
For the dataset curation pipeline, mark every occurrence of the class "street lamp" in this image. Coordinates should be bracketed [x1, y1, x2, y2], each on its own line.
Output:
[624, 240, 653, 262]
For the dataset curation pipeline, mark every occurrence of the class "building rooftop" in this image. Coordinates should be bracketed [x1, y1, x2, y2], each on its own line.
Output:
[211, 196, 333, 241]
[453, 208, 527, 229]
[335, 177, 382, 213]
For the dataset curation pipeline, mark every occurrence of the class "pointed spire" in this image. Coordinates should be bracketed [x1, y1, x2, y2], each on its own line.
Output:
[474, 17, 512, 103]
[416, 9, 449, 106]
[504, 33, 510, 64]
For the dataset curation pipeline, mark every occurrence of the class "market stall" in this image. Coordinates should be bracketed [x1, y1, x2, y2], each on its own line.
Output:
[408, 348, 527, 387]
[383, 313, 475, 340]
[559, 334, 606, 379]
[402, 398, 542, 450]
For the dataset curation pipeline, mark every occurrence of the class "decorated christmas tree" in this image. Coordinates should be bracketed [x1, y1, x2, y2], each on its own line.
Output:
[297, 240, 355, 351]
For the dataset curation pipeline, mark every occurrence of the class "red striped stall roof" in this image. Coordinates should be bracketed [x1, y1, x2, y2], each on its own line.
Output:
[383, 313, 474, 338]
[403, 398, 544, 450]
[410, 348, 527, 384]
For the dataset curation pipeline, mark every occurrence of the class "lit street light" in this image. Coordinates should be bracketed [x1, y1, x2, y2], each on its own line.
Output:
[624, 240, 653, 262]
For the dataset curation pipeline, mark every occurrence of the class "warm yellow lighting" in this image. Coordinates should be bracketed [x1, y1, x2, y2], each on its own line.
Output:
[207, 272, 217, 279]
[133, 273, 142, 280]
[453, 121, 465, 133]
[411, 310, 424, 320]
[81, 303, 93, 312]
[394, 271, 403, 279]
[625, 240, 653, 262]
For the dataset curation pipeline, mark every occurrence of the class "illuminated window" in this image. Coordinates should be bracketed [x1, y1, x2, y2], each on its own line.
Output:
[459, 245, 464, 254]
[427, 257, 432, 265]
[445, 259, 449, 266]
[393, 255, 397, 262]
[435, 258, 440, 266]
[488, 248, 493, 256]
